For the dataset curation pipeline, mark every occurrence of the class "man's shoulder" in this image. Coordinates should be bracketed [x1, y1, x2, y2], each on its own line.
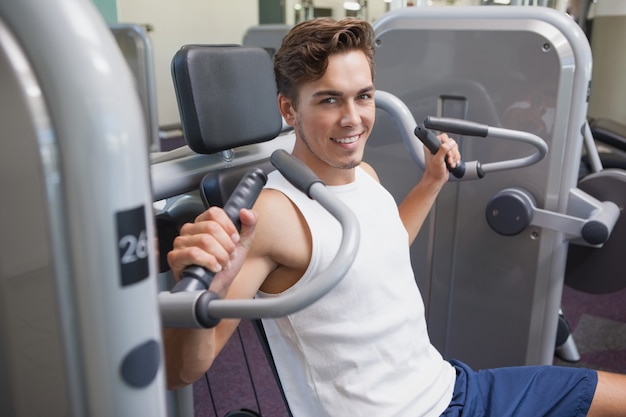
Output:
[254, 187, 308, 240]
[358, 161, 380, 183]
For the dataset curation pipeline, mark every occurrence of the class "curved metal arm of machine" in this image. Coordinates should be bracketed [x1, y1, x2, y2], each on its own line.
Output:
[159, 149, 360, 327]
[374, 90, 429, 172]
[374, 91, 548, 180]
[424, 116, 549, 175]
[486, 187, 620, 247]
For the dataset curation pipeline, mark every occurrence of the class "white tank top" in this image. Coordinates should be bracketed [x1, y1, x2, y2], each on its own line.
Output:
[258, 167, 455, 417]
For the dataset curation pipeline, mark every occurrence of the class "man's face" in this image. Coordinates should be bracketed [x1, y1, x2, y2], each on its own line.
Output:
[281, 50, 376, 185]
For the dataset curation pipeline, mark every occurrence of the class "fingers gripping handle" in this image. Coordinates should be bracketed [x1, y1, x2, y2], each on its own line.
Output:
[414, 125, 466, 179]
[171, 168, 267, 293]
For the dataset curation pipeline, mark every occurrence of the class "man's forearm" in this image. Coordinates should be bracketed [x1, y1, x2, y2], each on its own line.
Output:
[163, 327, 216, 390]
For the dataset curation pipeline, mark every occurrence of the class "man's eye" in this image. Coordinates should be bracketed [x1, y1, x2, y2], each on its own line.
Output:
[358, 93, 372, 100]
[322, 97, 337, 104]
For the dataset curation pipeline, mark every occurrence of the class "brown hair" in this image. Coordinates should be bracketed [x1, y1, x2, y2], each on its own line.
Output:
[274, 18, 375, 105]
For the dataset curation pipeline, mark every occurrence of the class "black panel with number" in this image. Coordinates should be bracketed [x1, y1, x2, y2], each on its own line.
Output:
[116, 205, 149, 287]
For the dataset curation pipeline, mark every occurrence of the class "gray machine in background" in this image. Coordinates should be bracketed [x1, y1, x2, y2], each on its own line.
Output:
[369, 6, 618, 369]
[110, 23, 161, 153]
[242, 24, 291, 57]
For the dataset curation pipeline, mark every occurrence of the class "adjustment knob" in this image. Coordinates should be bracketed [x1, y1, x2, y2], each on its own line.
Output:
[485, 188, 534, 236]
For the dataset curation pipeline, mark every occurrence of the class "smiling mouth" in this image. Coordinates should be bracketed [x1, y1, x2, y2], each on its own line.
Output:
[331, 134, 360, 144]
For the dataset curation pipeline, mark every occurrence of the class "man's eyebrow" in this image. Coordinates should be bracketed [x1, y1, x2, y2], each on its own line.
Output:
[312, 86, 375, 98]
[312, 89, 343, 98]
[358, 86, 375, 95]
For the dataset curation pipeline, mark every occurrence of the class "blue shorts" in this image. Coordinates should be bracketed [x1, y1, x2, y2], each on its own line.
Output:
[440, 359, 598, 417]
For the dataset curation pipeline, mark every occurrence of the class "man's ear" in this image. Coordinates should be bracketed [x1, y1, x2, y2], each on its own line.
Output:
[277, 94, 295, 126]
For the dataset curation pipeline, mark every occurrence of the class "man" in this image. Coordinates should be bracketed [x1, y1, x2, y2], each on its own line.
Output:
[165, 17, 626, 417]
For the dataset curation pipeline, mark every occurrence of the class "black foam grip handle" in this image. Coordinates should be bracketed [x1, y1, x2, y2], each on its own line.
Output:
[222, 168, 268, 230]
[414, 125, 466, 179]
[414, 125, 443, 154]
[270, 149, 324, 197]
[171, 167, 268, 293]
[424, 116, 489, 137]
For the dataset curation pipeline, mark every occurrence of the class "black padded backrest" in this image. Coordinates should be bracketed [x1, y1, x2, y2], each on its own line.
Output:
[160, 46, 282, 271]
[171, 45, 282, 154]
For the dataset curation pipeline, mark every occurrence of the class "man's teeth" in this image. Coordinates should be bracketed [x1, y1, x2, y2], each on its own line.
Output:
[332, 135, 359, 144]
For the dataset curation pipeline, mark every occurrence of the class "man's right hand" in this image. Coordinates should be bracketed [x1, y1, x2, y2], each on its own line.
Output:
[167, 206, 258, 298]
